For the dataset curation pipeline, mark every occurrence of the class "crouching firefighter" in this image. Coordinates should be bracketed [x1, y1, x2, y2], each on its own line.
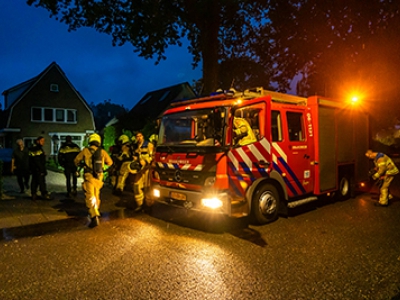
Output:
[74, 133, 113, 228]
[366, 149, 399, 206]
[132, 132, 154, 212]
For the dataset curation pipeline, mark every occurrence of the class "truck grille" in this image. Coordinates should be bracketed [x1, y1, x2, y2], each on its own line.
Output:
[157, 168, 212, 186]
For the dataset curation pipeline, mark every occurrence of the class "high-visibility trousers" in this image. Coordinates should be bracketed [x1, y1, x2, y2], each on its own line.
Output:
[379, 175, 395, 205]
[133, 169, 150, 207]
[82, 172, 104, 218]
[115, 161, 131, 192]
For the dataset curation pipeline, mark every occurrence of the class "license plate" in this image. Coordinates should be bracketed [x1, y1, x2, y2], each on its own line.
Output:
[170, 192, 186, 201]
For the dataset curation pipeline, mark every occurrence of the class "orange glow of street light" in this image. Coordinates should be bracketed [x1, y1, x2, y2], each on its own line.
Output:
[351, 96, 359, 104]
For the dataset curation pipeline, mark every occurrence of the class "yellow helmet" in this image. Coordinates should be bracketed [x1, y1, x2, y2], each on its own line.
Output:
[149, 134, 158, 143]
[88, 133, 101, 145]
[131, 136, 137, 143]
[118, 134, 130, 145]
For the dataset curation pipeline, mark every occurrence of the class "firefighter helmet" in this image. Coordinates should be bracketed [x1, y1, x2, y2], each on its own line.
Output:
[149, 134, 158, 144]
[118, 134, 130, 145]
[88, 133, 101, 145]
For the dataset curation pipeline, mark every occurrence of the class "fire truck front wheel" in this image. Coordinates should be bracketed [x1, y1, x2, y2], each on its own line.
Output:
[251, 184, 280, 225]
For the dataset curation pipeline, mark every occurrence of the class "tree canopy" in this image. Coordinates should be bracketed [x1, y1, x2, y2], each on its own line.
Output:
[27, 0, 270, 95]
[27, 0, 400, 117]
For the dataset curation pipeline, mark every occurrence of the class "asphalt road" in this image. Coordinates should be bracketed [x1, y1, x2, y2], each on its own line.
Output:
[0, 187, 400, 300]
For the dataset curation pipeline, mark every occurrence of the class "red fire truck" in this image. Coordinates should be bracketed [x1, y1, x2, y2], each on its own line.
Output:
[148, 88, 370, 224]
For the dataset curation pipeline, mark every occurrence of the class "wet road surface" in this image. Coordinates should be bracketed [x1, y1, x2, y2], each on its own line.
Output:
[1, 187, 400, 299]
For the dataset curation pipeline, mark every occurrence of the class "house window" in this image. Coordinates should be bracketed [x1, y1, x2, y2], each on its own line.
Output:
[23, 137, 36, 149]
[67, 110, 76, 122]
[31, 107, 77, 124]
[139, 94, 152, 105]
[32, 107, 42, 121]
[56, 109, 65, 122]
[50, 84, 59, 92]
[44, 108, 53, 121]
[159, 91, 171, 102]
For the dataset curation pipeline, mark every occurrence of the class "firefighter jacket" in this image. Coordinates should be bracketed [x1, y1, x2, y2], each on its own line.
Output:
[133, 140, 153, 166]
[116, 143, 134, 178]
[117, 143, 132, 163]
[29, 144, 47, 175]
[233, 117, 257, 146]
[372, 153, 399, 180]
[58, 142, 80, 169]
[74, 146, 113, 177]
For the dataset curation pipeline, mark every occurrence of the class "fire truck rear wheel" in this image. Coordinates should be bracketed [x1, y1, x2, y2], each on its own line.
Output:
[337, 175, 351, 201]
[251, 184, 280, 225]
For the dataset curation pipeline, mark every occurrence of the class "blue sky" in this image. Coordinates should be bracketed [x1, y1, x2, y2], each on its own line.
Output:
[0, 1, 202, 110]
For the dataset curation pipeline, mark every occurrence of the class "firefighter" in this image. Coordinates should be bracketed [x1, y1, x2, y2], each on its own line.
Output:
[365, 150, 399, 206]
[149, 134, 158, 148]
[74, 133, 113, 228]
[29, 136, 51, 200]
[233, 117, 257, 146]
[108, 137, 122, 190]
[114, 134, 133, 195]
[132, 132, 154, 211]
[58, 135, 80, 197]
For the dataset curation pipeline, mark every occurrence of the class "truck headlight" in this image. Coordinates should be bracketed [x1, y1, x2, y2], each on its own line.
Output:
[201, 197, 223, 209]
[153, 188, 160, 198]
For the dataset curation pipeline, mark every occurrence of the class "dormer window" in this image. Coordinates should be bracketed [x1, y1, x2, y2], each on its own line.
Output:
[50, 84, 59, 92]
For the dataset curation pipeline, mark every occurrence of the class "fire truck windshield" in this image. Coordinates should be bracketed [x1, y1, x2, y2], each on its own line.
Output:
[158, 108, 226, 147]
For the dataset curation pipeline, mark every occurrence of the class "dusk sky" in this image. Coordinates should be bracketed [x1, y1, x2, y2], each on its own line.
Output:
[0, 1, 202, 110]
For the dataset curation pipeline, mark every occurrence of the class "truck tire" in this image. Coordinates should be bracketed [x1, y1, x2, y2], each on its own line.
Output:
[251, 184, 280, 225]
[336, 174, 351, 201]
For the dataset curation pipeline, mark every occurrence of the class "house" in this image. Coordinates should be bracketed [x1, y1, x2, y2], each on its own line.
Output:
[117, 82, 197, 131]
[0, 62, 95, 158]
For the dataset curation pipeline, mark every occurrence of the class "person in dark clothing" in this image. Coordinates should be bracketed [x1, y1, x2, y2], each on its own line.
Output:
[108, 138, 122, 191]
[29, 136, 50, 200]
[11, 139, 30, 193]
[58, 135, 81, 197]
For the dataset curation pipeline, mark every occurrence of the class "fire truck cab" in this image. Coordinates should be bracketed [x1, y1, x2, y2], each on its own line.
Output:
[149, 88, 369, 224]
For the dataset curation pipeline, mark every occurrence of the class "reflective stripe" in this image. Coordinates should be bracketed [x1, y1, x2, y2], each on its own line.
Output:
[59, 146, 80, 154]
[29, 149, 44, 156]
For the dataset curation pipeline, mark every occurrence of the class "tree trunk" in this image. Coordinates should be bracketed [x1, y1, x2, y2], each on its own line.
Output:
[198, 1, 220, 96]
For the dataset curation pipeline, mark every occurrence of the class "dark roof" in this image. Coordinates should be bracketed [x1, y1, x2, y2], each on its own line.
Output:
[1, 61, 94, 129]
[120, 82, 197, 130]
[0, 109, 10, 129]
